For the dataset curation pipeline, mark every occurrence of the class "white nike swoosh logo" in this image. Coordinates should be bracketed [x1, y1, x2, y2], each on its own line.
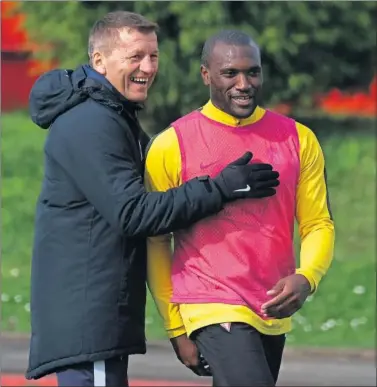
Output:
[233, 185, 251, 192]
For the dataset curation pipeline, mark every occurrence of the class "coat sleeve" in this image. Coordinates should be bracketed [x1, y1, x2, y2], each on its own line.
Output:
[46, 107, 224, 237]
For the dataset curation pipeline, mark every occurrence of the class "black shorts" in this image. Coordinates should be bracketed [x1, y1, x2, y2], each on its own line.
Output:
[191, 323, 286, 387]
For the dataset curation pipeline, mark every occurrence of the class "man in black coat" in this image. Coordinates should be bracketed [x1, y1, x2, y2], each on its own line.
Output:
[26, 11, 280, 386]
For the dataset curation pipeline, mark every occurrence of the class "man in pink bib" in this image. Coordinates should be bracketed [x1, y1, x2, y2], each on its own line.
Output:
[145, 30, 335, 386]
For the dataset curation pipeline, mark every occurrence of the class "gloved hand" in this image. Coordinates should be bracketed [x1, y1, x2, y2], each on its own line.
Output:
[212, 151, 280, 201]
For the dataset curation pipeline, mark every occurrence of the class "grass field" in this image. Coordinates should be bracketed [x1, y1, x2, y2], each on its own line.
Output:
[1, 110, 375, 348]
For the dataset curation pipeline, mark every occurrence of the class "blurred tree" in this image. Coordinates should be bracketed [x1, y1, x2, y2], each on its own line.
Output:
[19, 1, 376, 132]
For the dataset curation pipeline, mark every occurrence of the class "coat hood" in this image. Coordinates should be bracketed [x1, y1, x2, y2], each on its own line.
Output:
[29, 65, 90, 129]
[29, 65, 143, 129]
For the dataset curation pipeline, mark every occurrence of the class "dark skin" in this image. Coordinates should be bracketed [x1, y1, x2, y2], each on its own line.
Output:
[201, 41, 263, 119]
[173, 40, 312, 374]
[261, 274, 312, 318]
[170, 334, 211, 376]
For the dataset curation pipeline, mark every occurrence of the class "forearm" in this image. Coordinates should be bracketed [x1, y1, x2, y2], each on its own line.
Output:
[295, 122, 336, 292]
[48, 116, 224, 238]
[296, 218, 335, 291]
[120, 178, 224, 238]
[147, 235, 186, 338]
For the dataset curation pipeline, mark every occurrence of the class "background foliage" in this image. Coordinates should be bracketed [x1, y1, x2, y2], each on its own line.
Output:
[19, 1, 377, 130]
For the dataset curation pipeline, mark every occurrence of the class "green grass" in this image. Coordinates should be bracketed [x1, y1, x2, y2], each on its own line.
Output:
[2, 111, 46, 332]
[1, 111, 375, 348]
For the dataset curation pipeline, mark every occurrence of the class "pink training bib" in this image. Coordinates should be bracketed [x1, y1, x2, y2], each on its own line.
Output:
[171, 109, 300, 319]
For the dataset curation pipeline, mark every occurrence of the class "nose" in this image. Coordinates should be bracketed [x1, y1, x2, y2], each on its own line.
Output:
[235, 74, 251, 91]
[139, 56, 156, 75]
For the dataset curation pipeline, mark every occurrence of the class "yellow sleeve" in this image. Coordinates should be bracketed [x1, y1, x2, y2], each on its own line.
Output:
[295, 122, 335, 292]
[144, 127, 186, 338]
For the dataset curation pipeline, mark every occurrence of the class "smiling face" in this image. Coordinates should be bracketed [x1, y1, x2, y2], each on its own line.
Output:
[92, 27, 159, 102]
[201, 41, 263, 118]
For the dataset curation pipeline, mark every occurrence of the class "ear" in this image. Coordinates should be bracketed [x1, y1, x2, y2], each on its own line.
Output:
[200, 65, 210, 86]
[91, 50, 106, 75]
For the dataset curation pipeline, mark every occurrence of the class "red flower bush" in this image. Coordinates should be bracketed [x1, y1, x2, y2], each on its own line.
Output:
[318, 76, 376, 117]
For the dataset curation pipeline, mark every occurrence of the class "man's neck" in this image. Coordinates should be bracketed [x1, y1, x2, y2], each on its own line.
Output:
[203, 99, 264, 127]
[84, 65, 116, 92]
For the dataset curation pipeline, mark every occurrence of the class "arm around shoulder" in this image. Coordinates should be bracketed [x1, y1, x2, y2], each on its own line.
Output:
[47, 108, 224, 238]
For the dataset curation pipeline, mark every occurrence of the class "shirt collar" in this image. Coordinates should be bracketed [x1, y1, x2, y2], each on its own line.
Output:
[201, 99, 265, 127]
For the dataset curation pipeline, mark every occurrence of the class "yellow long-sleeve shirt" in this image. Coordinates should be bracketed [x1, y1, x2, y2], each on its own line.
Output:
[145, 100, 335, 338]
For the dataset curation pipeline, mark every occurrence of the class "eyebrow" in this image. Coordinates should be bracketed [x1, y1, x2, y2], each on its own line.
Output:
[128, 48, 159, 55]
[220, 65, 261, 71]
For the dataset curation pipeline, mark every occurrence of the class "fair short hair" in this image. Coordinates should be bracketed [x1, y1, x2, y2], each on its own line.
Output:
[88, 11, 159, 62]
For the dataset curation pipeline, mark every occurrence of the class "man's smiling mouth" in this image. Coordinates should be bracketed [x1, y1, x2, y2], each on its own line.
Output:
[130, 77, 148, 85]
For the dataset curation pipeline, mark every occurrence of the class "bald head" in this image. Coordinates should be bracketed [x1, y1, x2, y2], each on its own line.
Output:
[201, 29, 259, 68]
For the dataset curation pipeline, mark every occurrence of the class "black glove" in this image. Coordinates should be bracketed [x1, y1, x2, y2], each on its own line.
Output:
[212, 151, 280, 201]
[189, 352, 212, 377]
